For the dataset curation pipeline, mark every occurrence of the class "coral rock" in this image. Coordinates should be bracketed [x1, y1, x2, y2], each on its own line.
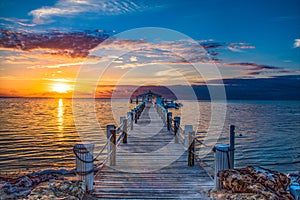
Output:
[217, 166, 294, 200]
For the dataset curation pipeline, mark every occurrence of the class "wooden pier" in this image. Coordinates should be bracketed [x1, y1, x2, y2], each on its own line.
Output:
[90, 102, 214, 199]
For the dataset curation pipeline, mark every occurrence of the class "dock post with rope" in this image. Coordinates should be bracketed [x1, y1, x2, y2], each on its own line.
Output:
[188, 130, 195, 166]
[73, 144, 94, 192]
[214, 124, 236, 190]
[107, 125, 116, 166]
[174, 116, 180, 143]
[229, 124, 235, 169]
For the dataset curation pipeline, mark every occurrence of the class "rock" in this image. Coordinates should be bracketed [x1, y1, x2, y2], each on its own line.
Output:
[15, 176, 32, 187]
[0, 169, 77, 199]
[27, 180, 86, 200]
[288, 172, 300, 185]
[210, 190, 268, 200]
[217, 166, 294, 200]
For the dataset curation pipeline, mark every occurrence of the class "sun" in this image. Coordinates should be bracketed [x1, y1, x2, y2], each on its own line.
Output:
[51, 83, 71, 93]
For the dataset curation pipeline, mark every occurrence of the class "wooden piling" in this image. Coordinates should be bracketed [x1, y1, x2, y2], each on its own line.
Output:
[214, 144, 230, 190]
[184, 125, 193, 148]
[174, 116, 180, 143]
[134, 109, 138, 124]
[164, 108, 168, 123]
[123, 119, 128, 143]
[119, 117, 127, 143]
[188, 131, 195, 166]
[130, 112, 133, 130]
[106, 125, 116, 166]
[74, 143, 94, 191]
[229, 125, 235, 169]
[167, 112, 172, 131]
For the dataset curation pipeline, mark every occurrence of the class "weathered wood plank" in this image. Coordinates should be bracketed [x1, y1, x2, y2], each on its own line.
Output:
[92, 103, 213, 199]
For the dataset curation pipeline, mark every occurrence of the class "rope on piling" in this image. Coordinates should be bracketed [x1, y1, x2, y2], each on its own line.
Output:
[73, 135, 112, 163]
[75, 168, 95, 176]
[194, 137, 212, 148]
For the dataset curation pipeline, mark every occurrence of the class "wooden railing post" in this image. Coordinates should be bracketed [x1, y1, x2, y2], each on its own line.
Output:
[229, 125, 235, 169]
[106, 125, 116, 166]
[184, 125, 193, 148]
[120, 116, 127, 143]
[120, 116, 125, 125]
[188, 131, 195, 166]
[74, 143, 94, 191]
[123, 119, 128, 143]
[164, 108, 168, 123]
[167, 112, 172, 131]
[134, 109, 138, 124]
[130, 112, 134, 130]
[174, 116, 180, 143]
[214, 144, 230, 190]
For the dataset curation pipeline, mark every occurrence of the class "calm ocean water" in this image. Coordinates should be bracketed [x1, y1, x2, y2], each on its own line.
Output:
[0, 98, 299, 174]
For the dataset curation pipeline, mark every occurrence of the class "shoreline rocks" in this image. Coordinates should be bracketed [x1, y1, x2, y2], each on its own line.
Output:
[211, 166, 294, 200]
[0, 169, 85, 200]
[27, 180, 86, 200]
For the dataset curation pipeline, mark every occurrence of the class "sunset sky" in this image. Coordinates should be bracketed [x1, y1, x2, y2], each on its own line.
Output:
[0, 0, 299, 98]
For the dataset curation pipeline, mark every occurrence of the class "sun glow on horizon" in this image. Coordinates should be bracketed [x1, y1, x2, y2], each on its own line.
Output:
[51, 83, 71, 93]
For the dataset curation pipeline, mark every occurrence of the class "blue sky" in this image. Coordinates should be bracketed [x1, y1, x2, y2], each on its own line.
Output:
[0, 0, 299, 97]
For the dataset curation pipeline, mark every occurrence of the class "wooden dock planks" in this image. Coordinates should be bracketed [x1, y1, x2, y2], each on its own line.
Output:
[93, 104, 213, 199]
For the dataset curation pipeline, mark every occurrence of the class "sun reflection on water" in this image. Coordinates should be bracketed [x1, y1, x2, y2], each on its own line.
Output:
[57, 99, 64, 134]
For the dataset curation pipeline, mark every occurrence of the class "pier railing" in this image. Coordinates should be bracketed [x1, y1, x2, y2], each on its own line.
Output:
[154, 102, 236, 190]
[73, 101, 146, 191]
[74, 100, 235, 192]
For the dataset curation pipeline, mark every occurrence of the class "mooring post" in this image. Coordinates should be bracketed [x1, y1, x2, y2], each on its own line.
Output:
[74, 143, 94, 192]
[134, 109, 138, 124]
[214, 144, 230, 190]
[229, 125, 235, 169]
[167, 112, 172, 131]
[164, 108, 168, 123]
[130, 112, 134, 130]
[106, 125, 116, 166]
[123, 119, 128, 143]
[184, 125, 193, 148]
[136, 107, 140, 120]
[157, 105, 160, 117]
[120, 116, 125, 125]
[188, 131, 195, 166]
[127, 111, 131, 127]
[119, 116, 127, 143]
[174, 116, 180, 143]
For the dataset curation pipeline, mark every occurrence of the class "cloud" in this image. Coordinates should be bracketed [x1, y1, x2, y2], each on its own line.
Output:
[200, 41, 224, 50]
[199, 41, 255, 56]
[207, 75, 300, 100]
[2, 28, 293, 82]
[29, 0, 144, 24]
[199, 41, 255, 51]
[294, 39, 300, 48]
[227, 42, 255, 52]
[220, 62, 299, 77]
[0, 29, 108, 57]
[224, 62, 280, 70]
[0, 17, 36, 27]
